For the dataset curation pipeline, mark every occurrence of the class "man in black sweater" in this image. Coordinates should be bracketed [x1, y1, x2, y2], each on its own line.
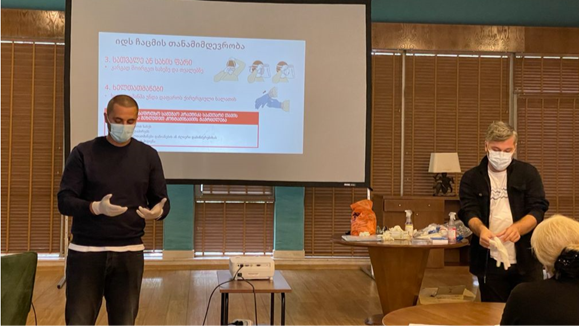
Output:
[459, 121, 548, 302]
[58, 95, 170, 325]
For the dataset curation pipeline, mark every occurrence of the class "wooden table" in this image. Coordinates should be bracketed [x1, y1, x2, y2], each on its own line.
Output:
[332, 234, 468, 325]
[217, 270, 292, 325]
[382, 302, 505, 325]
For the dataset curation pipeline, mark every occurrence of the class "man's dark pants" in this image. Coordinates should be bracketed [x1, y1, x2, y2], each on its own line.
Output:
[65, 249, 144, 325]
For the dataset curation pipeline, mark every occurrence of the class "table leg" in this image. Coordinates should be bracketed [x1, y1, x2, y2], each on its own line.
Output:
[270, 293, 275, 325]
[368, 247, 430, 314]
[224, 293, 229, 325]
[281, 293, 286, 325]
[220, 294, 225, 325]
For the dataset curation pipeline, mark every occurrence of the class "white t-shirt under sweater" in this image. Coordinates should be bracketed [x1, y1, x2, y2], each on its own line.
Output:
[488, 167, 517, 264]
[69, 243, 145, 252]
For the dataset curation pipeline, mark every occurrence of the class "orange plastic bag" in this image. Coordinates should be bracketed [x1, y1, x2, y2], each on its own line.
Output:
[350, 199, 377, 236]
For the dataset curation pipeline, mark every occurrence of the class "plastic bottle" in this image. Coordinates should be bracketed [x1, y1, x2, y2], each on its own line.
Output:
[448, 212, 457, 244]
[404, 210, 414, 235]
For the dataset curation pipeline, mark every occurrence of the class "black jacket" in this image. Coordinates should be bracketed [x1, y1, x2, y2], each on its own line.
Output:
[459, 156, 549, 275]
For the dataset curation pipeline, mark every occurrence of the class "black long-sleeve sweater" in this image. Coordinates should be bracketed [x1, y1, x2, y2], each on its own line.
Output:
[58, 137, 170, 246]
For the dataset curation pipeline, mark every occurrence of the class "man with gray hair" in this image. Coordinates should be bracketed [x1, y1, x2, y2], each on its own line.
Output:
[459, 121, 549, 302]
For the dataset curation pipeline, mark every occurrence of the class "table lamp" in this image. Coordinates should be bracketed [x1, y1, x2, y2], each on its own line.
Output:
[428, 153, 461, 196]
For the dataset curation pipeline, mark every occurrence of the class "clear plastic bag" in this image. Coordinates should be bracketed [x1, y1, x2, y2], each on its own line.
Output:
[444, 220, 472, 241]
[415, 223, 448, 238]
[454, 219, 473, 238]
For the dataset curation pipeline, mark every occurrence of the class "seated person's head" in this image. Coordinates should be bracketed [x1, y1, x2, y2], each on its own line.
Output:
[531, 214, 579, 278]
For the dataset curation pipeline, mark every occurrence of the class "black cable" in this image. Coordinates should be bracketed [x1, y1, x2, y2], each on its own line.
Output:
[202, 265, 244, 326]
[202, 279, 234, 326]
[31, 302, 38, 325]
[230, 264, 243, 282]
[238, 276, 258, 326]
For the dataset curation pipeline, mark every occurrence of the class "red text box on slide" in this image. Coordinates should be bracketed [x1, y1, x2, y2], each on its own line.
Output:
[137, 109, 258, 125]
[132, 109, 259, 149]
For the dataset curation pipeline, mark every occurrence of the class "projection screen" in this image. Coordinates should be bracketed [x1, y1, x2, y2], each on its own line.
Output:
[66, 0, 371, 187]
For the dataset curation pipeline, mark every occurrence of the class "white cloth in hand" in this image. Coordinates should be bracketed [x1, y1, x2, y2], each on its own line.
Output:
[91, 194, 127, 217]
[136, 198, 167, 220]
[489, 237, 511, 270]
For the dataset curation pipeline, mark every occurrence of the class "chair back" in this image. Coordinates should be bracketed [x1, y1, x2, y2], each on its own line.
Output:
[1, 252, 38, 325]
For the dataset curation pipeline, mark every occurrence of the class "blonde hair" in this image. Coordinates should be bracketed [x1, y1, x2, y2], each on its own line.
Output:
[531, 214, 579, 273]
[485, 121, 518, 144]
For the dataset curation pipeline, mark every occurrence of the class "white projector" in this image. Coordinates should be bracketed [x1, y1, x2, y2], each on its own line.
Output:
[229, 256, 275, 280]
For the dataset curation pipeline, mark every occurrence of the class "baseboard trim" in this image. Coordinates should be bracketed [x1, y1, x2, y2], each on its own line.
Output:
[273, 250, 305, 259]
[163, 250, 195, 260]
[36, 254, 372, 271]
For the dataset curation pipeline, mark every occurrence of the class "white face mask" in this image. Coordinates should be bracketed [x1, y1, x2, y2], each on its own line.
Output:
[488, 149, 513, 171]
[281, 66, 289, 77]
[108, 118, 135, 143]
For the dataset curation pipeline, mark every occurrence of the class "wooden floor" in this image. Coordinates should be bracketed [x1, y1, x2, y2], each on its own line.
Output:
[26, 266, 478, 325]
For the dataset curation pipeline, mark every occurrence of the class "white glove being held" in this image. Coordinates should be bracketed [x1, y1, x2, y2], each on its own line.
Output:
[137, 198, 167, 220]
[91, 194, 127, 217]
[489, 237, 511, 270]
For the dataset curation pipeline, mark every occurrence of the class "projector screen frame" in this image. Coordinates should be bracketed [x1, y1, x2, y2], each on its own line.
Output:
[64, 0, 372, 188]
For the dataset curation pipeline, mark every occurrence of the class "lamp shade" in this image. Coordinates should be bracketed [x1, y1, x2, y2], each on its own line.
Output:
[428, 153, 461, 173]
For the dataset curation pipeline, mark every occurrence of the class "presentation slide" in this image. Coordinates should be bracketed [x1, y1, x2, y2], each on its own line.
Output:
[98, 32, 306, 154]
[68, 0, 370, 185]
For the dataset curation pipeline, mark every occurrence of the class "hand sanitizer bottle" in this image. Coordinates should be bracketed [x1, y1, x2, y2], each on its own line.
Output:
[448, 212, 457, 244]
[404, 210, 414, 235]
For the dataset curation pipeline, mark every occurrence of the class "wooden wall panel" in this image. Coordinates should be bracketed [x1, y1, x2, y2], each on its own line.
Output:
[373, 23, 525, 52]
[524, 27, 579, 55]
[1, 9, 65, 40]
[373, 23, 578, 55]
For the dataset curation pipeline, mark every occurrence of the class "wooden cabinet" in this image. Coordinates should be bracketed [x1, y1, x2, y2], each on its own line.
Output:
[383, 199, 444, 214]
[377, 196, 462, 268]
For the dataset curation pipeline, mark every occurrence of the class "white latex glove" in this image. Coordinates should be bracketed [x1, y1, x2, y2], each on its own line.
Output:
[489, 237, 511, 270]
[136, 198, 167, 220]
[91, 194, 127, 217]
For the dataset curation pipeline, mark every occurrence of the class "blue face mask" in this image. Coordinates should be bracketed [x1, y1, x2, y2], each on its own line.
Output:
[108, 118, 135, 143]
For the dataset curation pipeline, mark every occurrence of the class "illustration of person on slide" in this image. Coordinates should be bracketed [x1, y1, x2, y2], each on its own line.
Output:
[214, 58, 246, 82]
[247, 60, 270, 83]
[254, 87, 290, 112]
[272, 61, 294, 84]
